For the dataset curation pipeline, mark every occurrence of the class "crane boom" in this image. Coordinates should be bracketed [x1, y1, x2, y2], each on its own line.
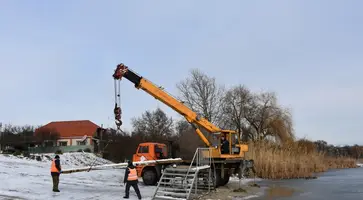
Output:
[112, 63, 236, 147]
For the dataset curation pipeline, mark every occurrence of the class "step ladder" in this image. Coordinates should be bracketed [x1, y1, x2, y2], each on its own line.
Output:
[152, 148, 215, 200]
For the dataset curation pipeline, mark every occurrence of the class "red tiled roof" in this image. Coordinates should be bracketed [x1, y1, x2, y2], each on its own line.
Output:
[35, 120, 100, 138]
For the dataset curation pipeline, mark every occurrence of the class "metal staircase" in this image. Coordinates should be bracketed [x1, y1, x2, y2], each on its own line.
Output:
[152, 148, 215, 200]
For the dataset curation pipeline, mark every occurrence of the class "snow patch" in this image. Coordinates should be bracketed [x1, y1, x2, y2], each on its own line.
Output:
[230, 175, 263, 185]
[241, 194, 260, 199]
[0, 153, 263, 200]
[31, 152, 113, 167]
[0, 153, 155, 200]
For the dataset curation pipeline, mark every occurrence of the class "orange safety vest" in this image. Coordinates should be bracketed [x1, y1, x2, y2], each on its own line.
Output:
[50, 159, 60, 173]
[127, 168, 138, 181]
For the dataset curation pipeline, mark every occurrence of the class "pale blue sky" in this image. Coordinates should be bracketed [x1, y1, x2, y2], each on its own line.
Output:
[1, 1, 362, 145]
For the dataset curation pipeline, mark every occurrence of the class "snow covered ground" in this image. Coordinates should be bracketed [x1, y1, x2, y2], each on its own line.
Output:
[0, 153, 259, 200]
[0, 153, 156, 200]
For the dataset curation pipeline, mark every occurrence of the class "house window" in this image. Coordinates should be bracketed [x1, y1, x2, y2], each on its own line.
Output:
[77, 141, 86, 145]
[138, 146, 149, 153]
[59, 141, 68, 146]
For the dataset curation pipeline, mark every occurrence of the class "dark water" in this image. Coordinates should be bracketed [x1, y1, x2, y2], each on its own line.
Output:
[255, 167, 363, 200]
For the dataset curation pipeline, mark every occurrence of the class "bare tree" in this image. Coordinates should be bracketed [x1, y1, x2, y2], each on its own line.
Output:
[131, 108, 174, 140]
[351, 144, 362, 160]
[34, 127, 60, 146]
[314, 140, 328, 153]
[176, 69, 225, 126]
[244, 91, 294, 142]
[175, 119, 190, 138]
[220, 85, 252, 141]
[265, 109, 294, 143]
[18, 125, 35, 136]
[222, 88, 294, 143]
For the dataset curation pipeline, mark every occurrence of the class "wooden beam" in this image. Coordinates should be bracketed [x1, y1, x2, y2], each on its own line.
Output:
[62, 158, 183, 174]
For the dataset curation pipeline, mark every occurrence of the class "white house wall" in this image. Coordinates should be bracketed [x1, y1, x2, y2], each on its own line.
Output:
[57, 139, 71, 146]
[56, 137, 92, 146]
[71, 138, 91, 146]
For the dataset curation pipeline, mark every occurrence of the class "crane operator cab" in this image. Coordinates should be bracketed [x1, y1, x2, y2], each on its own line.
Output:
[213, 131, 248, 159]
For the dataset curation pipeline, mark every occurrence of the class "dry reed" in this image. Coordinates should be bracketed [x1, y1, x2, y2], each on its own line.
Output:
[245, 140, 357, 179]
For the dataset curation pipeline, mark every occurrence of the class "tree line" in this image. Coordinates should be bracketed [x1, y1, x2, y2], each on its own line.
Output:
[1, 110, 363, 162]
[0, 123, 60, 151]
[1, 68, 362, 162]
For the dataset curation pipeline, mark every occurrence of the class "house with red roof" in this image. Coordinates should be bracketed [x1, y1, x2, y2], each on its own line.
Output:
[34, 120, 100, 148]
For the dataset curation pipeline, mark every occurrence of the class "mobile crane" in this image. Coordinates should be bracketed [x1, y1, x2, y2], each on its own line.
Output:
[112, 63, 254, 187]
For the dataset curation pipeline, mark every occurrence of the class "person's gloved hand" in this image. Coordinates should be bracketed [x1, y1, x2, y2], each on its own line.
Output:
[60, 170, 63, 174]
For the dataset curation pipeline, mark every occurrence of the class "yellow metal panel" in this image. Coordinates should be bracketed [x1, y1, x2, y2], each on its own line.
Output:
[238, 144, 249, 152]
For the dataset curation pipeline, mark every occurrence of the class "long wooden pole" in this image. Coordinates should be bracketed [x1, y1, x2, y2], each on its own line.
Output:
[62, 158, 183, 174]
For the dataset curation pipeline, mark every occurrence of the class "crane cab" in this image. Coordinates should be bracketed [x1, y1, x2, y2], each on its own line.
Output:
[204, 130, 249, 159]
[133, 142, 168, 163]
[132, 142, 168, 185]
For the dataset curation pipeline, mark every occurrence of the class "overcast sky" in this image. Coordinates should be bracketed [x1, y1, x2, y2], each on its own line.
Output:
[1, 0, 362, 145]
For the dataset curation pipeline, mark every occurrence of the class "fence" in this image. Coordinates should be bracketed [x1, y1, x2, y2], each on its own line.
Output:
[29, 145, 94, 154]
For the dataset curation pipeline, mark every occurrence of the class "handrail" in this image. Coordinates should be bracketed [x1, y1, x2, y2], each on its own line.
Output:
[183, 149, 199, 188]
[184, 147, 213, 199]
[152, 148, 214, 200]
[151, 167, 166, 199]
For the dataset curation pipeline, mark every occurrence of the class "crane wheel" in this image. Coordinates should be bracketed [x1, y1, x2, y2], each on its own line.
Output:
[213, 169, 222, 188]
[213, 169, 230, 187]
[142, 168, 157, 186]
[221, 173, 230, 186]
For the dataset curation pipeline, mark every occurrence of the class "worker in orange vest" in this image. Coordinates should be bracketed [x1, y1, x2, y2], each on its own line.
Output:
[50, 155, 62, 192]
[123, 160, 142, 199]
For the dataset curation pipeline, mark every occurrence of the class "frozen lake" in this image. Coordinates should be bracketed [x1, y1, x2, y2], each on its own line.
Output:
[254, 165, 363, 200]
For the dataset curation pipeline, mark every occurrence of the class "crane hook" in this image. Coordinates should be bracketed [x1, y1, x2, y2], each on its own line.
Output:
[114, 104, 122, 129]
[113, 63, 128, 131]
[115, 119, 122, 130]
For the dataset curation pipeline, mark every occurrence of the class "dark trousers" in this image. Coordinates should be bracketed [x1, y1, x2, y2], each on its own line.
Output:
[125, 181, 141, 199]
[51, 174, 60, 191]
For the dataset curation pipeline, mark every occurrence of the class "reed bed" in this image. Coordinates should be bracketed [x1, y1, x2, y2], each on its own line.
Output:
[245, 140, 357, 179]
